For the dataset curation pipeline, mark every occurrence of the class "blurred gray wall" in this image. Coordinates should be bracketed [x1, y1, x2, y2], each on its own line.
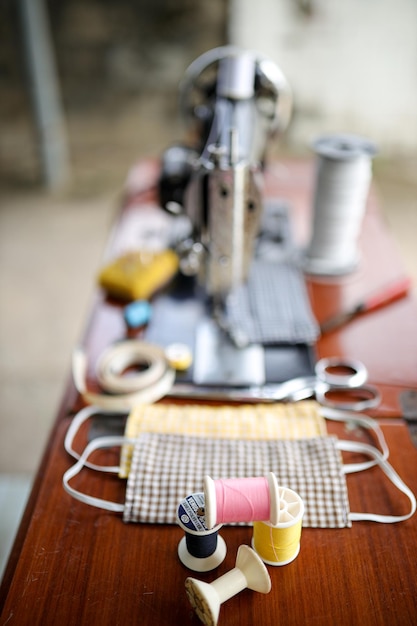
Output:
[229, 0, 417, 156]
[1, 0, 415, 189]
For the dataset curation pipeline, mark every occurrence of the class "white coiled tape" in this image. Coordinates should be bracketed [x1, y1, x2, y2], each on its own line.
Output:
[72, 341, 175, 410]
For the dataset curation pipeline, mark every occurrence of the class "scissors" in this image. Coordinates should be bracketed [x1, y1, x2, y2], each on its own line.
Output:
[260, 356, 381, 411]
[170, 356, 381, 411]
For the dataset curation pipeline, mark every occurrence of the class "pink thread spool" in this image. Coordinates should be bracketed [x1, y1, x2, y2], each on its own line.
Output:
[204, 473, 279, 530]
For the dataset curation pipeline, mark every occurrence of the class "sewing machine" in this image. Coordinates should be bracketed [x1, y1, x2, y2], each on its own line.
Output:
[158, 46, 292, 305]
[151, 46, 319, 389]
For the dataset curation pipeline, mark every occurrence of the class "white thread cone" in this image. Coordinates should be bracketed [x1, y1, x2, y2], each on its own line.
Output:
[305, 134, 376, 275]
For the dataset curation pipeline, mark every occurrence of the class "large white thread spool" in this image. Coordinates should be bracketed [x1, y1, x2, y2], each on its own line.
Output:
[177, 492, 227, 572]
[305, 134, 376, 276]
[185, 544, 271, 626]
[252, 486, 304, 566]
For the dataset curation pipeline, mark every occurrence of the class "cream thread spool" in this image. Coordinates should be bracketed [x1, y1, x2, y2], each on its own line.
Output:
[177, 492, 226, 572]
[204, 473, 280, 530]
[252, 486, 304, 566]
[185, 544, 271, 626]
[165, 342, 193, 371]
[305, 134, 376, 276]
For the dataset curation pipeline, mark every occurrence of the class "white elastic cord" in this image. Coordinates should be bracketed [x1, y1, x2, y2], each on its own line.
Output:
[337, 439, 416, 523]
[64, 405, 127, 471]
[320, 406, 389, 472]
[72, 343, 176, 411]
[62, 435, 136, 512]
[66, 404, 389, 474]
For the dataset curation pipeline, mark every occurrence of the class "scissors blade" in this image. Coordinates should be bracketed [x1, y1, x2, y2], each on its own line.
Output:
[168, 377, 317, 403]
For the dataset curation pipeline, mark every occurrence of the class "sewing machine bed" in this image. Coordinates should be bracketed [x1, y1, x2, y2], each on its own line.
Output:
[144, 276, 316, 388]
[138, 198, 317, 390]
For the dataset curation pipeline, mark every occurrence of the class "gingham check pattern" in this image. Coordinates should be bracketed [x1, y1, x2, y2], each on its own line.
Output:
[119, 401, 327, 478]
[225, 259, 320, 345]
[123, 433, 351, 528]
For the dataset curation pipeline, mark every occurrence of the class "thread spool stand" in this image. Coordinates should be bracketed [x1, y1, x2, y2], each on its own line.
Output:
[185, 544, 271, 626]
[204, 473, 279, 530]
[252, 486, 304, 566]
[177, 493, 226, 572]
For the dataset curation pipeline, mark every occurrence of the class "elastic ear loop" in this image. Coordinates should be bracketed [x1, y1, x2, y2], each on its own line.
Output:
[320, 406, 389, 471]
[66, 401, 390, 474]
[63, 435, 137, 512]
[64, 405, 128, 471]
[337, 439, 416, 523]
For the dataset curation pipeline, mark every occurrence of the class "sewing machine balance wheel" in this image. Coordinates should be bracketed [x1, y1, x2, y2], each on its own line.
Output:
[178, 45, 293, 133]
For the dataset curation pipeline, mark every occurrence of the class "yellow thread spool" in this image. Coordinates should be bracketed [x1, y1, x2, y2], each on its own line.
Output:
[252, 486, 304, 566]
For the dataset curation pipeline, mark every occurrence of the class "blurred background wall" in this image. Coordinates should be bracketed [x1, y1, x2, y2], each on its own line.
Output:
[0, 0, 228, 192]
[1, 0, 416, 194]
[229, 0, 417, 157]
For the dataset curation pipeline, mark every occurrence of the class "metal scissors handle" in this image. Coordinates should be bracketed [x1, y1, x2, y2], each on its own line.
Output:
[275, 357, 381, 411]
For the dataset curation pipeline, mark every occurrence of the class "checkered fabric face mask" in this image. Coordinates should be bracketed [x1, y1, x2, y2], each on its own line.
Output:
[119, 401, 327, 478]
[63, 408, 415, 528]
[123, 433, 349, 527]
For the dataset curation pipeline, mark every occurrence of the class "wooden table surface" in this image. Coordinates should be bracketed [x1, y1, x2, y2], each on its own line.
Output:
[1, 159, 416, 626]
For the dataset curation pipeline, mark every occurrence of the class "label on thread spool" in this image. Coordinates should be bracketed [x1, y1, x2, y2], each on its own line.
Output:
[252, 486, 304, 566]
[177, 493, 226, 572]
[177, 493, 214, 534]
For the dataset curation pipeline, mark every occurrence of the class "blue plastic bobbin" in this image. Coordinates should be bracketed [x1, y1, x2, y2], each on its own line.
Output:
[177, 492, 226, 572]
[123, 299, 152, 329]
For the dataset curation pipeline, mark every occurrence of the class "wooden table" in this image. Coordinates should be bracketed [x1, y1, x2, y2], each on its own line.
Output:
[1, 159, 417, 626]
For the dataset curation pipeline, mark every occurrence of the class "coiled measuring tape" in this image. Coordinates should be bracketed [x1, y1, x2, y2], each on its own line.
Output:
[72, 341, 175, 410]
